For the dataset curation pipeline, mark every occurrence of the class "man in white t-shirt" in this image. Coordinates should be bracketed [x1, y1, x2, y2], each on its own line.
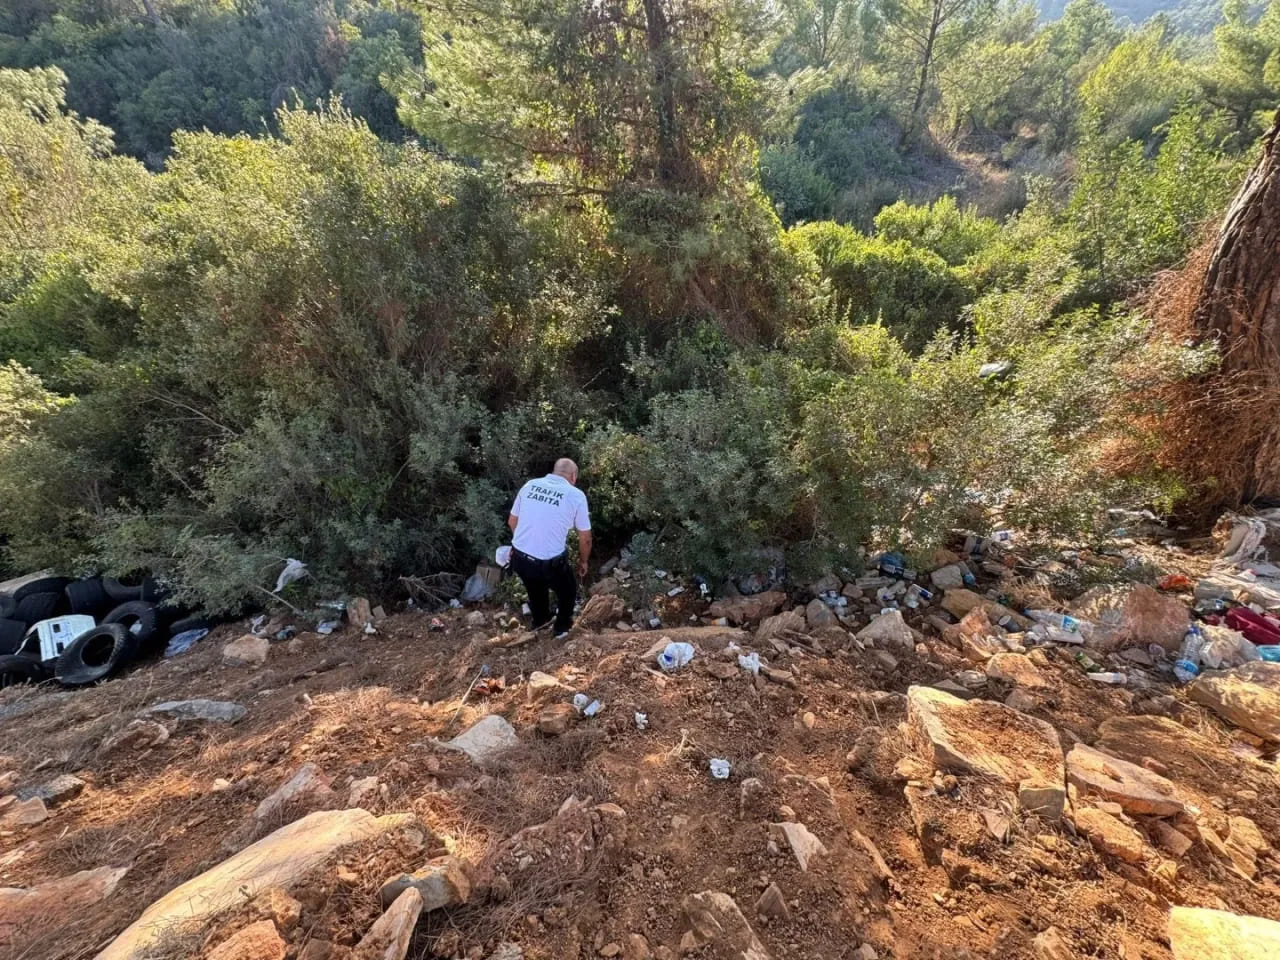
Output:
[507, 458, 592, 638]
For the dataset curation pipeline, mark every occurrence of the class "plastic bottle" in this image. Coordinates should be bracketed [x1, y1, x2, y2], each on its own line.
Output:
[1174, 625, 1205, 683]
[1087, 671, 1126, 685]
[1027, 610, 1082, 633]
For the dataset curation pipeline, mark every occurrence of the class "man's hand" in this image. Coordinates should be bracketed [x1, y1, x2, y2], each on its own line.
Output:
[577, 555, 589, 579]
[577, 530, 592, 579]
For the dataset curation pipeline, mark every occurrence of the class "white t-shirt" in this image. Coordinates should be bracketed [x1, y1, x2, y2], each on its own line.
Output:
[510, 474, 591, 560]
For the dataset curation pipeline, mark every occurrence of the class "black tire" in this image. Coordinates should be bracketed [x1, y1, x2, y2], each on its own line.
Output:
[0, 618, 26, 656]
[0, 654, 52, 689]
[14, 591, 62, 626]
[103, 601, 160, 648]
[0, 594, 14, 620]
[167, 614, 210, 636]
[65, 577, 110, 616]
[103, 575, 144, 602]
[55, 625, 138, 686]
[13, 577, 72, 602]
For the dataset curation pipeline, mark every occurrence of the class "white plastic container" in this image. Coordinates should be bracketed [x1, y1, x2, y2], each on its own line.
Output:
[26, 615, 96, 662]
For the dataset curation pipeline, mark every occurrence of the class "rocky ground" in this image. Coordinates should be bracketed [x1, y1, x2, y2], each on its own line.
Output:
[2, 527, 1280, 960]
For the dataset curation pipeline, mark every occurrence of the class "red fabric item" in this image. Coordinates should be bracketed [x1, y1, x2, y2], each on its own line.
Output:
[1226, 607, 1280, 646]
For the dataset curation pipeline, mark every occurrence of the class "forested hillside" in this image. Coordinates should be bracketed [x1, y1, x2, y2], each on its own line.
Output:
[2, 0, 1279, 611]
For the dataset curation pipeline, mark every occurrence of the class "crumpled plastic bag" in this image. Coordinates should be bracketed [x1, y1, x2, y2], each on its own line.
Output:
[657, 641, 695, 671]
[274, 558, 307, 592]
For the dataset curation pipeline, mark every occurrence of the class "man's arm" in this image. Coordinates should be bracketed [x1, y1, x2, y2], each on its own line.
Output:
[508, 513, 519, 533]
[576, 529, 592, 578]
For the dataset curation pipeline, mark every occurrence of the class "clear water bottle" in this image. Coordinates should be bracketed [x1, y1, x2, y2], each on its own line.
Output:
[1174, 625, 1205, 683]
[1027, 610, 1082, 633]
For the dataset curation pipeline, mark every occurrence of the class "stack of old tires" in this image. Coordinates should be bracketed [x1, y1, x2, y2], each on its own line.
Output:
[0, 575, 207, 688]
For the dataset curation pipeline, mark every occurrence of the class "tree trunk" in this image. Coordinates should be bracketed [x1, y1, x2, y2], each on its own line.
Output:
[1187, 109, 1280, 506]
[642, 0, 681, 184]
[138, 0, 163, 26]
[901, 4, 940, 148]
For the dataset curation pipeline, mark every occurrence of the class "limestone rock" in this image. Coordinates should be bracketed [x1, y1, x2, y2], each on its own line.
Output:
[348, 777, 380, 809]
[255, 764, 335, 822]
[1018, 780, 1065, 820]
[96, 810, 415, 960]
[0, 797, 47, 828]
[756, 609, 805, 642]
[526, 671, 565, 702]
[930, 564, 967, 590]
[623, 933, 651, 960]
[905, 685, 1064, 786]
[579, 594, 627, 629]
[709, 591, 785, 625]
[445, 715, 519, 763]
[1152, 821, 1194, 858]
[17, 774, 84, 805]
[223, 633, 270, 666]
[1065, 743, 1183, 816]
[768, 821, 827, 872]
[207, 920, 286, 960]
[251, 887, 302, 933]
[1073, 807, 1147, 863]
[1033, 927, 1075, 960]
[681, 890, 771, 960]
[1189, 661, 1280, 741]
[804, 599, 836, 629]
[0, 866, 128, 947]
[589, 577, 620, 597]
[538, 703, 578, 736]
[355, 887, 422, 960]
[379, 856, 471, 911]
[1168, 907, 1280, 960]
[102, 719, 170, 754]
[753, 883, 790, 921]
[986, 653, 1048, 688]
[856, 611, 916, 651]
[147, 699, 246, 723]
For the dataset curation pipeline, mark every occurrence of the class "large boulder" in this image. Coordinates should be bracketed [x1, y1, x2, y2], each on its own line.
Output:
[94, 809, 415, 960]
[0, 866, 128, 947]
[1189, 661, 1280, 741]
[710, 591, 786, 625]
[223, 634, 270, 666]
[804, 599, 837, 629]
[1168, 907, 1280, 960]
[906, 686, 1063, 786]
[1065, 743, 1184, 816]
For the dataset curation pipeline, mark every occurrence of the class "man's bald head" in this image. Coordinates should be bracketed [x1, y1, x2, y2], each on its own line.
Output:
[553, 458, 579, 485]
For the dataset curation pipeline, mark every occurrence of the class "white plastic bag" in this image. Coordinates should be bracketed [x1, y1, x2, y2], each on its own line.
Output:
[657, 641, 695, 671]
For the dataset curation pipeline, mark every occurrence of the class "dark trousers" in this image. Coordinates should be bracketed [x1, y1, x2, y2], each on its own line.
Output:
[511, 549, 577, 633]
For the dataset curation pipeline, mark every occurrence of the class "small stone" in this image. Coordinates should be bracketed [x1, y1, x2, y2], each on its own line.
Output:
[445, 715, 519, 763]
[845, 727, 883, 771]
[0, 797, 48, 827]
[348, 776, 380, 809]
[739, 778, 766, 820]
[800, 711, 816, 731]
[1153, 820, 1194, 858]
[1032, 927, 1074, 960]
[223, 634, 270, 666]
[600, 944, 622, 958]
[207, 920, 286, 960]
[357, 887, 422, 960]
[251, 888, 303, 933]
[892, 756, 931, 782]
[1073, 807, 1147, 863]
[805, 599, 837, 629]
[985, 653, 1048, 688]
[754, 882, 790, 921]
[379, 856, 471, 911]
[682, 890, 770, 958]
[102, 720, 170, 755]
[255, 764, 335, 821]
[147, 699, 247, 723]
[16, 774, 85, 805]
[769, 821, 827, 872]
[930, 565, 966, 590]
[527, 672, 565, 702]
[538, 703, 578, 736]
[856, 610, 916, 651]
[852, 946, 878, 960]
[623, 933, 651, 960]
[1018, 780, 1066, 821]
